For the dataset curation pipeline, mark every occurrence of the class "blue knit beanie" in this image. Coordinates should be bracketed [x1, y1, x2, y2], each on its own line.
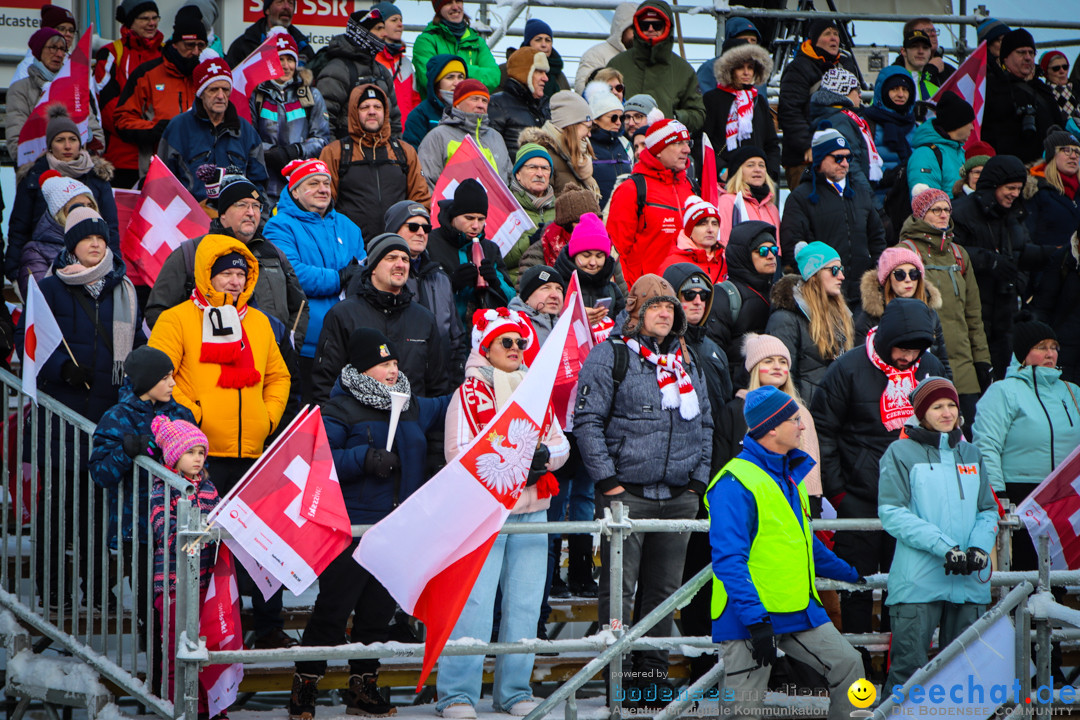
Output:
[523, 18, 553, 46]
[743, 386, 799, 440]
[371, 1, 401, 20]
[794, 241, 841, 281]
[513, 142, 553, 175]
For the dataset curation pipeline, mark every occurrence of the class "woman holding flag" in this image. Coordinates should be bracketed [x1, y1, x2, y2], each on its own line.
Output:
[436, 307, 569, 719]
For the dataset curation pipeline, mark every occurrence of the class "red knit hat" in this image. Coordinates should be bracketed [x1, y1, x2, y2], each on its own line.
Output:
[644, 119, 690, 155]
[910, 183, 951, 220]
[471, 307, 537, 359]
[269, 27, 298, 61]
[682, 195, 720, 237]
[282, 158, 331, 190]
[453, 78, 489, 107]
[194, 57, 232, 97]
[965, 140, 996, 160]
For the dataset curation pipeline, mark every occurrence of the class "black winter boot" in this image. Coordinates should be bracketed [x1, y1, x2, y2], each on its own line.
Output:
[288, 673, 321, 720]
[344, 673, 396, 717]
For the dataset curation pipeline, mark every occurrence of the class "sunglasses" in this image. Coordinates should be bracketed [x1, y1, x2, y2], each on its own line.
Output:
[405, 222, 432, 234]
[829, 154, 852, 163]
[605, 113, 625, 123]
[681, 289, 710, 302]
[755, 245, 780, 257]
[826, 265, 845, 277]
[612, 83, 625, 93]
[640, 19, 665, 31]
[892, 268, 922, 282]
[1050, 64, 1070, 72]
[498, 338, 528, 350]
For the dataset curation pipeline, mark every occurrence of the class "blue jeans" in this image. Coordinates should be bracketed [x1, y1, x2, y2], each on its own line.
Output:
[436, 510, 547, 712]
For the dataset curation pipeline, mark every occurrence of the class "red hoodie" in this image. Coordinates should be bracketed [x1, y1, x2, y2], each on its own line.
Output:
[94, 28, 164, 172]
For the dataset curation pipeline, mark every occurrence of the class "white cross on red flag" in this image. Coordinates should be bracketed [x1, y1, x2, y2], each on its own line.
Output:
[1016, 444, 1080, 569]
[230, 31, 285, 122]
[119, 156, 210, 286]
[932, 41, 987, 140]
[18, 27, 94, 165]
[199, 547, 244, 718]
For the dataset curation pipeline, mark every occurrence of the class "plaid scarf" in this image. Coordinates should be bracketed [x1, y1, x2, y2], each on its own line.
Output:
[190, 288, 261, 389]
[716, 85, 756, 151]
[865, 327, 920, 431]
[622, 336, 699, 419]
[841, 109, 884, 182]
[1052, 83, 1079, 118]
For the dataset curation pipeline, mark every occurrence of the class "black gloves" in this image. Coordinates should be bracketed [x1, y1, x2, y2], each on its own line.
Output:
[477, 259, 500, 287]
[975, 362, 994, 393]
[855, 576, 868, 586]
[967, 547, 990, 573]
[747, 622, 776, 667]
[264, 146, 290, 176]
[122, 434, 154, 459]
[451, 262, 478, 291]
[944, 546, 969, 575]
[993, 255, 1020, 284]
[364, 448, 399, 478]
[339, 261, 360, 293]
[526, 444, 550, 486]
[61, 360, 93, 389]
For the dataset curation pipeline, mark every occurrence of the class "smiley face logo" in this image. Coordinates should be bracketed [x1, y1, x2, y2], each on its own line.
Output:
[848, 678, 876, 709]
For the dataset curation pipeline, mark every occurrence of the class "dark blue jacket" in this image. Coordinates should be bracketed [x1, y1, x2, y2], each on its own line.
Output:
[322, 381, 451, 524]
[1024, 177, 1080, 253]
[403, 54, 464, 148]
[707, 435, 858, 641]
[589, 125, 632, 207]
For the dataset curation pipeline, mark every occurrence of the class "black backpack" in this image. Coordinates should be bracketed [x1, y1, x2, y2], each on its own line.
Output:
[881, 144, 944, 244]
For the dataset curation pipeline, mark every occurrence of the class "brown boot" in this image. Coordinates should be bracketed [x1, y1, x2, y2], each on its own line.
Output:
[288, 673, 321, 720]
[344, 673, 396, 717]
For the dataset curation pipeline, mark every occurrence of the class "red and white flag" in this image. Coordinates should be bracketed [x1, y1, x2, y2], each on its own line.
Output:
[21, 277, 63, 404]
[18, 27, 94, 166]
[1016, 445, 1080, 569]
[932, 41, 987, 139]
[431, 134, 534, 256]
[356, 307, 573, 691]
[551, 271, 594, 431]
[700, 133, 720, 207]
[120, 156, 210, 286]
[210, 406, 353, 597]
[229, 31, 285, 123]
[200, 547, 244, 718]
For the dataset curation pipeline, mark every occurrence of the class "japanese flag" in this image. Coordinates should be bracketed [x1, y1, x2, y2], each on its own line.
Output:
[21, 277, 63, 404]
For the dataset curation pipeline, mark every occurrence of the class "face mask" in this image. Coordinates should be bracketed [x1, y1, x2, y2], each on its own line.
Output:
[439, 89, 455, 106]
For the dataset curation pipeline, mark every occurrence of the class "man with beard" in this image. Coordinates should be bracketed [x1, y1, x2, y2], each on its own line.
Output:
[226, 0, 314, 68]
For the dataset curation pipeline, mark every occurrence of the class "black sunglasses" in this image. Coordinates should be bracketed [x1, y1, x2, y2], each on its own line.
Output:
[892, 268, 922, 282]
[640, 19, 665, 31]
[681, 289, 710, 302]
[755, 245, 780, 257]
[499, 338, 528, 350]
[406, 222, 432, 234]
[829, 154, 852, 163]
[827, 265, 845, 276]
[612, 83, 625, 93]
[1050, 64, 1070, 72]
[605, 113, 625, 123]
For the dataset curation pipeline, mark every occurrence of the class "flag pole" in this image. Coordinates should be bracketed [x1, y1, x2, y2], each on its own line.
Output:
[60, 336, 90, 389]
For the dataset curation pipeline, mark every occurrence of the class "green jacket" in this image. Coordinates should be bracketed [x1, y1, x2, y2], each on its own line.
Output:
[605, 0, 705, 133]
[413, 20, 500, 98]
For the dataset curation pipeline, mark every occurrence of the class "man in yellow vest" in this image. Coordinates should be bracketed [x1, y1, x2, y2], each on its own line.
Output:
[706, 386, 865, 719]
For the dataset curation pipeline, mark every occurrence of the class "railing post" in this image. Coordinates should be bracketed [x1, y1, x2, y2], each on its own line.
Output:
[174, 494, 203, 720]
[1035, 535, 1052, 701]
[607, 501, 626, 719]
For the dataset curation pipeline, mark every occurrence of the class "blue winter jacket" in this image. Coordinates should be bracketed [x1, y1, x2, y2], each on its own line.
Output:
[707, 435, 859, 641]
[322, 380, 451, 524]
[403, 54, 464, 148]
[90, 384, 195, 549]
[973, 358, 1080, 493]
[263, 189, 365, 358]
[878, 421, 998, 606]
[906, 119, 965, 195]
[866, 67, 916, 177]
[589, 125, 633, 207]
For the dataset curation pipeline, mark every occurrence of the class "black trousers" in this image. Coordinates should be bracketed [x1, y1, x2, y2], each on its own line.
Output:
[296, 540, 397, 677]
[832, 529, 895, 634]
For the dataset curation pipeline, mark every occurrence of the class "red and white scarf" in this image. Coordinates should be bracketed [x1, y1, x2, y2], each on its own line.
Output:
[591, 316, 615, 344]
[622, 337, 699, 419]
[718, 85, 757, 151]
[840, 109, 884, 182]
[865, 327, 920, 431]
[190, 289, 262, 389]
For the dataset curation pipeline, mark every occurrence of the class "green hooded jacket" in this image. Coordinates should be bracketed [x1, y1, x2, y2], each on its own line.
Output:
[413, 19, 500, 98]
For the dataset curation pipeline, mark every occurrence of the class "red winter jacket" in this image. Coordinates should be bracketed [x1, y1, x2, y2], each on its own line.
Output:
[605, 148, 695, 287]
[94, 28, 164, 173]
[377, 47, 421, 134]
[658, 234, 727, 283]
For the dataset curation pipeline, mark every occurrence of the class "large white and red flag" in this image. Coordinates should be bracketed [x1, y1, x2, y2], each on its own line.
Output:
[210, 406, 352, 597]
[229, 31, 286, 122]
[17, 27, 94, 165]
[700, 133, 720, 207]
[932, 41, 987, 140]
[431, 134, 535, 256]
[21, 277, 63, 404]
[120, 156, 210, 286]
[551, 271, 594, 431]
[200, 547, 244, 718]
[356, 306, 573, 691]
[1016, 445, 1080, 569]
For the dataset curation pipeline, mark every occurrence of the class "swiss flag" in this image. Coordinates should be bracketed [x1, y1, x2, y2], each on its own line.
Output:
[21, 277, 64, 404]
[200, 547, 244, 718]
[18, 27, 94, 165]
[120, 157, 210, 286]
[229, 30, 285, 122]
[210, 406, 353, 596]
[700, 133, 720, 207]
[932, 41, 987, 140]
[1016, 445, 1080, 569]
[551, 271, 595, 432]
[356, 308, 574, 691]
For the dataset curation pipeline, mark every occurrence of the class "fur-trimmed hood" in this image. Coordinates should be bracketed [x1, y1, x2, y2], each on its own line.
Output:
[713, 43, 773, 88]
[17, 154, 115, 184]
[768, 273, 804, 314]
[518, 125, 551, 154]
[858, 268, 942, 321]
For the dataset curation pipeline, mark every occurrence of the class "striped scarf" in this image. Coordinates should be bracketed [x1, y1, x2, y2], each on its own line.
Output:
[841, 109, 884, 182]
[190, 289, 262, 389]
[622, 337, 699, 419]
[717, 85, 756, 151]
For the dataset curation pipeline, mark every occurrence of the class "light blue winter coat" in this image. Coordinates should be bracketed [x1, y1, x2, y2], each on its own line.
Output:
[906, 119, 966, 195]
[263, 189, 365, 358]
[879, 421, 998, 606]
[973, 358, 1080, 493]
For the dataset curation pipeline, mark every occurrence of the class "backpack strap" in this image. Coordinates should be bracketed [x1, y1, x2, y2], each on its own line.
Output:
[610, 336, 629, 396]
[930, 144, 944, 173]
[388, 138, 410, 175]
[716, 280, 742, 325]
[340, 136, 353, 176]
[632, 173, 647, 219]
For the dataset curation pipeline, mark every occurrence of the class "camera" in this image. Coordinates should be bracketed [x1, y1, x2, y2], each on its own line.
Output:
[1016, 104, 1038, 137]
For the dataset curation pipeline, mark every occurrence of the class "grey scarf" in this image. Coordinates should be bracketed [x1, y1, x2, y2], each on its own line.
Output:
[47, 150, 95, 178]
[341, 364, 412, 411]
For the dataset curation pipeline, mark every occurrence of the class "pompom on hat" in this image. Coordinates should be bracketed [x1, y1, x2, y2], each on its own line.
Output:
[40, 170, 93, 218]
[151, 416, 209, 470]
[682, 195, 721, 237]
[794, 241, 841, 281]
[282, 157, 331, 191]
[911, 183, 951, 220]
[471, 307, 537, 358]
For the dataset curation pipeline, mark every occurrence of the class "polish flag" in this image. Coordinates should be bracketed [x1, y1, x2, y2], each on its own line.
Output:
[551, 271, 594, 432]
[932, 41, 987, 139]
[431, 134, 535, 256]
[120, 156, 210, 286]
[229, 30, 285, 122]
[700, 133, 720, 207]
[18, 27, 94, 165]
[210, 406, 353, 597]
[200, 547, 244, 718]
[21, 277, 63, 404]
[1016, 445, 1080, 569]
[356, 307, 572, 691]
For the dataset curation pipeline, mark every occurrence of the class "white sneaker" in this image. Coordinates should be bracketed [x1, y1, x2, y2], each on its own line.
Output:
[438, 704, 477, 719]
[505, 699, 539, 716]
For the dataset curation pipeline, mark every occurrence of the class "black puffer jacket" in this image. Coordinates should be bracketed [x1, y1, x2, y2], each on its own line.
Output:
[810, 298, 947, 518]
[407, 251, 468, 385]
[1031, 237, 1080, 385]
[777, 40, 861, 167]
[980, 67, 1064, 164]
[487, 78, 550, 156]
[553, 247, 625, 317]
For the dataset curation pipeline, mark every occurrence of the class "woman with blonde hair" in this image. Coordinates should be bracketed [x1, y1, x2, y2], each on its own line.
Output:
[1025, 126, 1080, 256]
[766, 242, 854, 405]
[716, 146, 779, 247]
[520, 90, 600, 199]
[18, 171, 101, 297]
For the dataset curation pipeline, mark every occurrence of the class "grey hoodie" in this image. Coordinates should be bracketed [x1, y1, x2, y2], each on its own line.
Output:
[573, 3, 637, 92]
[416, 105, 512, 189]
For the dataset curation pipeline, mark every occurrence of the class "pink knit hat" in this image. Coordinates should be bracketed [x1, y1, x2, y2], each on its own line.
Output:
[568, 212, 612, 257]
[743, 333, 791, 373]
[151, 416, 209, 470]
[876, 246, 925, 286]
[911, 182, 951, 220]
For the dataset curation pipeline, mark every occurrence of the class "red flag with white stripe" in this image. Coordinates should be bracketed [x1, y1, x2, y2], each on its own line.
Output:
[932, 41, 987, 139]
[355, 307, 573, 691]
[229, 31, 285, 122]
[17, 27, 94, 165]
[21, 277, 63, 404]
[1016, 445, 1080, 569]
[200, 547, 244, 717]
[120, 156, 210, 286]
[551, 271, 594, 431]
[700, 133, 720, 207]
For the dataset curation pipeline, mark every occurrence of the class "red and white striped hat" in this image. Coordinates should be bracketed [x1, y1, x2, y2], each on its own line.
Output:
[471, 307, 537, 359]
[644, 118, 690, 154]
[682, 195, 720, 236]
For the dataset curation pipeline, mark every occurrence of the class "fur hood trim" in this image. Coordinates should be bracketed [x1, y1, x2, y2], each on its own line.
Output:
[769, 273, 803, 313]
[713, 43, 773, 88]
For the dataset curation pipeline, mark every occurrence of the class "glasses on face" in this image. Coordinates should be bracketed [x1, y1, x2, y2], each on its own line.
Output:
[605, 114, 625, 124]
[829, 153, 852, 164]
[235, 201, 263, 213]
[521, 163, 551, 173]
[892, 268, 922, 282]
[916, 27, 938, 36]
[680, 289, 710, 302]
[612, 83, 625, 93]
[827, 265, 845, 277]
[1033, 342, 1061, 353]
[784, 415, 804, 427]
[498, 338, 528, 350]
[755, 245, 780, 257]
[405, 222, 432, 234]
[180, 40, 208, 51]
[926, 205, 952, 215]
[1059, 146, 1080, 157]
[43, 42, 67, 53]
[136, 13, 161, 22]
[640, 19, 665, 31]
[1050, 64, 1070, 73]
